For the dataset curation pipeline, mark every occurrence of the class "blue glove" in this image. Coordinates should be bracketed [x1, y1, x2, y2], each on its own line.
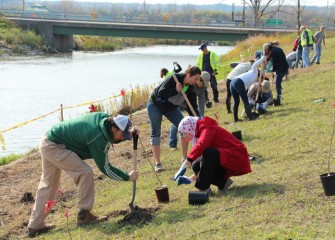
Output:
[256, 103, 265, 111]
[177, 176, 192, 185]
[173, 161, 188, 181]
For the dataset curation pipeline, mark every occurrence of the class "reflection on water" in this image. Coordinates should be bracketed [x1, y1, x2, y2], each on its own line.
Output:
[0, 45, 233, 156]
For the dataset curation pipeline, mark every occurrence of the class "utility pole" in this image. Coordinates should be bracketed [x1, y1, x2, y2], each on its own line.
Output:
[297, 0, 301, 35]
[326, 0, 329, 28]
[276, 0, 279, 28]
[22, 0, 25, 16]
[242, 0, 245, 26]
[232, 3, 235, 22]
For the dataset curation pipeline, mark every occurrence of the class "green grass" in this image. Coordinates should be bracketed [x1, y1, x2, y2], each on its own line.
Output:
[6, 35, 335, 239]
[0, 18, 44, 52]
[0, 153, 23, 166]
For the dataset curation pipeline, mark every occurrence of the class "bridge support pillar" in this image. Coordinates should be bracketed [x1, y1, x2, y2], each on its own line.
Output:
[13, 21, 73, 52]
[53, 34, 73, 52]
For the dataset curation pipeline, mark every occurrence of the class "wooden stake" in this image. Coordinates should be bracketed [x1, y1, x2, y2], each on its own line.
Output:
[60, 104, 64, 122]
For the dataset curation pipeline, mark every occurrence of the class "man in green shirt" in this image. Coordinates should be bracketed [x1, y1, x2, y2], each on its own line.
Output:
[27, 113, 139, 238]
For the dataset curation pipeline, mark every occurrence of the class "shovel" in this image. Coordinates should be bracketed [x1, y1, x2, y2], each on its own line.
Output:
[128, 133, 139, 213]
[172, 75, 197, 116]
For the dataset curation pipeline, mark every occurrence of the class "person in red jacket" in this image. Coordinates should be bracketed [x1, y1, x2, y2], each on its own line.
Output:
[176, 116, 251, 193]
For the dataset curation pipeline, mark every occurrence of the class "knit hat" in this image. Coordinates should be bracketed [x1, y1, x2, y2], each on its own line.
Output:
[261, 80, 270, 93]
[113, 115, 132, 140]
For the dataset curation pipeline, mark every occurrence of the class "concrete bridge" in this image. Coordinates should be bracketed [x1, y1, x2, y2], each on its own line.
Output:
[8, 17, 296, 51]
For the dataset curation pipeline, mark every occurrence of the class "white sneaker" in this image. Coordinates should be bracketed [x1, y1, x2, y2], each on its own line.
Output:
[154, 163, 164, 172]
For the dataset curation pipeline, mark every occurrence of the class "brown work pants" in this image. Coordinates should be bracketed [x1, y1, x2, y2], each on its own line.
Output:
[28, 136, 94, 229]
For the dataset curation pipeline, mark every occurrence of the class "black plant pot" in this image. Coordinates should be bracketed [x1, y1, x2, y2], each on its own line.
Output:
[320, 172, 335, 196]
[188, 191, 209, 205]
[155, 185, 169, 203]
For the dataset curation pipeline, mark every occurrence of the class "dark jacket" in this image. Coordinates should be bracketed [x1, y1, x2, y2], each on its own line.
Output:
[151, 73, 199, 116]
[270, 47, 289, 75]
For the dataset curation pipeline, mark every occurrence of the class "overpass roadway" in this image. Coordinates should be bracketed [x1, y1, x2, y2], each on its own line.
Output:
[7, 17, 296, 51]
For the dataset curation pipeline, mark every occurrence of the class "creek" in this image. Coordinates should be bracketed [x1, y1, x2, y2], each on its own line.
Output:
[0, 45, 233, 156]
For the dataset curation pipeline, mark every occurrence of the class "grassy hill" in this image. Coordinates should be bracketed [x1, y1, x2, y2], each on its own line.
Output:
[1, 33, 335, 239]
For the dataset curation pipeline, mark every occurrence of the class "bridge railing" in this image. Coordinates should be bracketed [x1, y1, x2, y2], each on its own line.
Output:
[0, 8, 293, 29]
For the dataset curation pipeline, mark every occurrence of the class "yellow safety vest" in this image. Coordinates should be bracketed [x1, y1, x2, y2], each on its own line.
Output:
[196, 51, 220, 72]
[301, 28, 313, 47]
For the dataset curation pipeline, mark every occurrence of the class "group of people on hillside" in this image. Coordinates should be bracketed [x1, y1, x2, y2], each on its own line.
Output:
[26, 43, 227, 238]
[26, 29, 324, 237]
[287, 26, 326, 69]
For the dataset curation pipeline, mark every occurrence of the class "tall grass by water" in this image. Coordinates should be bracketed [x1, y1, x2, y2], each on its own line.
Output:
[0, 153, 23, 166]
[0, 18, 44, 51]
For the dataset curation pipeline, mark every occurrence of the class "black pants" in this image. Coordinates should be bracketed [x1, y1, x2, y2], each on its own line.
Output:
[192, 148, 227, 190]
[210, 75, 219, 102]
[226, 79, 232, 103]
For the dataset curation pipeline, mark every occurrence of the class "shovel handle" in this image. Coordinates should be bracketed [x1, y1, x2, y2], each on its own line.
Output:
[132, 133, 139, 170]
[172, 75, 197, 117]
[129, 133, 139, 212]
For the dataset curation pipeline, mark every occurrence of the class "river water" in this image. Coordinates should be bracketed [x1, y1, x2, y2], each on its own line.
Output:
[0, 45, 233, 156]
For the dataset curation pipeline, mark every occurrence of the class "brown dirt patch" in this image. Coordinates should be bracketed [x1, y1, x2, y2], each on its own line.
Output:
[107, 206, 159, 226]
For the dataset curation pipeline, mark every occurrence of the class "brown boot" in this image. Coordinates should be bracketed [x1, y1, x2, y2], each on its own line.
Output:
[27, 225, 55, 238]
[77, 210, 108, 226]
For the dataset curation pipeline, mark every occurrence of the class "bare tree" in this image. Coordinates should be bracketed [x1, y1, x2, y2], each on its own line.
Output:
[245, 0, 286, 26]
[297, 0, 301, 34]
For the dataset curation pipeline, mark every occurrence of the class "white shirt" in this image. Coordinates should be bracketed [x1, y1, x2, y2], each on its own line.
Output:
[227, 62, 252, 80]
[286, 52, 296, 61]
[235, 56, 266, 90]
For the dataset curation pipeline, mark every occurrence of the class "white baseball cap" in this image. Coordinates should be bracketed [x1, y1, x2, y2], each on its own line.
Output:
[113, 115, 132, 140]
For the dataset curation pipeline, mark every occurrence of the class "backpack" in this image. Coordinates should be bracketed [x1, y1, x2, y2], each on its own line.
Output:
[293, 38, 299, 51]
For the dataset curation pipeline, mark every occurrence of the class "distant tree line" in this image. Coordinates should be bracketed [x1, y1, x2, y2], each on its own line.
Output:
[1, 0, 333, 29]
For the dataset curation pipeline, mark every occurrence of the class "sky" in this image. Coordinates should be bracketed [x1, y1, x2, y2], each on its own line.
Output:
[69, 0, 333, 7]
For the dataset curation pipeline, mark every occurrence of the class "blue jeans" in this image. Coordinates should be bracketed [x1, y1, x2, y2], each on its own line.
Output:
[195, 87, 206, 117]
[275, 72, 286, 97]
[294, 49, 302, 68]
[302, 46, 311, 67]
[230, 78, 250, 121]
[147, 100, 184, 146]
[310, 44, 322, 64]
[169, 124, 178, 148]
